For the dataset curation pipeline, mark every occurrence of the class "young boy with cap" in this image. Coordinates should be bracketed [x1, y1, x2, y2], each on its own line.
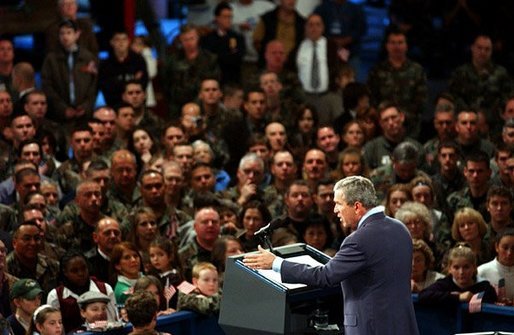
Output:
[6, 279, 43, 335]
[76, 291, 114, 332]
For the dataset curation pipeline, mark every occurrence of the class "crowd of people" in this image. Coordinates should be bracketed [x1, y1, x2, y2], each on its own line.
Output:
[0, 0, 514, 333]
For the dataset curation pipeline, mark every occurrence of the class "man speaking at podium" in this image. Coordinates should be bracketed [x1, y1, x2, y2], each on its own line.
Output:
[244, 176, 419, 335]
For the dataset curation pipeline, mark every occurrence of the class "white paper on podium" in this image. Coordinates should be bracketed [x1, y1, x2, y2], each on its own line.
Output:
[257, 255, 324, 289]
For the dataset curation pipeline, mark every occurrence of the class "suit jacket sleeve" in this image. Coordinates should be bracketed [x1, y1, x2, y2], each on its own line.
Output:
[281, 237, 366, 287]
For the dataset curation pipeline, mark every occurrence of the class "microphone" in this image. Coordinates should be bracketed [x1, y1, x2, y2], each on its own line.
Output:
[254, 217, 283, 237]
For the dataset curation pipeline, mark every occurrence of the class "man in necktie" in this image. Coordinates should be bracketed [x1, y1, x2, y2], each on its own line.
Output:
[295, 14, 341, 107]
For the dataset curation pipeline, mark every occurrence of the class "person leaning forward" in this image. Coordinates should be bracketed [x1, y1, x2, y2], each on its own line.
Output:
[244, 176, 419, 335]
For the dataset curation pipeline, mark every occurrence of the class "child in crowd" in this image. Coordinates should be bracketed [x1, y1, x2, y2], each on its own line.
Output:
[125, 291, 170, 335]
[76, 291, 116, 332]
[148, 237, 184, 309]
[46, 251, 117, 333]
[7, 279, 43, 335]
[27, 305, 62, 335]
[134, 275, 174, 315]
[178, 262, 221, 316]
[418, 244, 497, 305]
[478, 228, 514, 305]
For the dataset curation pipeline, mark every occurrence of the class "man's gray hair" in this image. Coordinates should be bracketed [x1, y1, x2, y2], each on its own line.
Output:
[192, 139, 214, 156]
[239, 152, 264, 171]
[334, 176, 378, 209]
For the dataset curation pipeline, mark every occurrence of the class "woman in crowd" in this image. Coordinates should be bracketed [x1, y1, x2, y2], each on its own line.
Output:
[332, 147, 369, 180]
[127, 207, 159, 262]
[409, 176, 452, 253]
[127, 126, 160, 170]
[451, 208, 493, 266]
[110, 242, 144, 305]
[384, 183, 412, 217]
[395, 202, 439, 258]
[301, 215, 336, 256]
[340, 120, 366, 150]
[291, 104, 318, 160]
[237, 200, 271, 252]
[411, 239, 444, 292]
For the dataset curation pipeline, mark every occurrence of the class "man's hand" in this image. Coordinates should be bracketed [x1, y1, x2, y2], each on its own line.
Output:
[243, 245, 276, 270]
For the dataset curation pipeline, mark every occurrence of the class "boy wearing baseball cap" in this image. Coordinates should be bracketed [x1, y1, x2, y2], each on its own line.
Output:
[6, 279, 43, 335]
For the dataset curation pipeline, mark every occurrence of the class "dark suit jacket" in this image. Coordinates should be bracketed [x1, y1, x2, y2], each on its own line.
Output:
[281, 211, 419, 335]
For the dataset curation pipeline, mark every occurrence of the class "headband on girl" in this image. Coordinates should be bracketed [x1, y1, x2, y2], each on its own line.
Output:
[33, 304, 53, 322]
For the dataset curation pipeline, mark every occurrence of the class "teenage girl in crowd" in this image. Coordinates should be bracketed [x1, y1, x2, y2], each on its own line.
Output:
[478, 228, 514, 305]
[418, 244, 497, 305]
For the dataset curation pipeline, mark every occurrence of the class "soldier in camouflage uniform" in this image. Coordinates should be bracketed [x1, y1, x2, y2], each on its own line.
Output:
[93, 107, 121, 160]
[178, 207, 221, 282]
[454, 110, 496, 160]
[446, 151, 492, 222]
[109, 150, 141, 211]
[196, 79, 239, 168]
[367, 29, 428, 139]
[10, 168, 41, 221]
[133, 169, 191, 241]
[56, 180, 104, 252]
[263, 151, 297, 218]
[56, 123, 95, 197]
[222, 153, 266, 207]
[259, 71, 302, 135]
[423, 95, 456, 174]
[370, 142, 429, 202]
[448, 35, 513, 117]
[162, 25, 221, 120]
[363, 102, 425, 170]
[58, 159, 128, 228]
[2, 113, 37, 181]
[6, 221, 59, 296]
[20, 204, 65, 262]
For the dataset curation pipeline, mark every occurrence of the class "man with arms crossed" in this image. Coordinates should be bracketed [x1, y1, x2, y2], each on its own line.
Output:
[244, 176, 419, 335]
